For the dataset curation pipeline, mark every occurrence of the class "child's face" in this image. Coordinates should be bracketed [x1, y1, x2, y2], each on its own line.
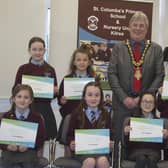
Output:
[84, 86, 101, 109]
[13, 90, 33, 112]
[140, 94, 155, 113]
[29, 42, 45, 62]
[74, 52, 90, 73]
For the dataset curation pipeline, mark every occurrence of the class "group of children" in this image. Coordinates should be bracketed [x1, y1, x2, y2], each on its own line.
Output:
[0, 36, 168, 168]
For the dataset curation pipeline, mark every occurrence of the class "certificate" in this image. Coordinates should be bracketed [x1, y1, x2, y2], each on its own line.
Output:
[64, 78, 95, 99]
[130, 117, 163, 143]
[162, 76, 168, 99]
[22, 75, 54, 98]
[75, 129, 110, 155]
[0, 119, 38, 148]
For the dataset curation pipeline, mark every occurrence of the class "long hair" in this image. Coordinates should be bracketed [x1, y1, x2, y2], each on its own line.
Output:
[9, 84, 34, 114]
[68, 47, 94, 77]
[133, 91, 157, 118]
[76, 81, 109, 128]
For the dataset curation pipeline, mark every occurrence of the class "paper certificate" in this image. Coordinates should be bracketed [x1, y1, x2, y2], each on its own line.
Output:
[0, 119, 38, 148]
[22, 75, 54, 98]
[75, 129, 110, 155]
[64, 78, 95, 99]
[129, 117, 163, 143]
[162, 77, 168, 99]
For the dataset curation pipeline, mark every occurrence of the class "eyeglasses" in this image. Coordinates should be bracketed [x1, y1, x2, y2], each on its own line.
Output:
[141, 100, 154, 105]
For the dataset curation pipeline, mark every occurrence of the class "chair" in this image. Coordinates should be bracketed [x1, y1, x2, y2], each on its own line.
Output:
[54, 114, 82, 168]
[120, 122, 168, 168]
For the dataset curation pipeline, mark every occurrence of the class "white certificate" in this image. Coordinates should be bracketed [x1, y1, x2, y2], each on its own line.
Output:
[75, 129, 110, 155]
[162, 77, 168, 99]
[0, 119, 38, 148]
[64, 78, 95, 99]
[129, 117, 163, 143]
[22, 75, 54, 98]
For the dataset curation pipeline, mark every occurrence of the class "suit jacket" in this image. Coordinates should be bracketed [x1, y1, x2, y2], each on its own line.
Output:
[108, 40, 164, 104]
[107, 40, 164, 138]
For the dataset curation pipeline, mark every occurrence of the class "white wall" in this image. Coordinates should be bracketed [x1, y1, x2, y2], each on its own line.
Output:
[49, 0, 78, 85]
[0, 0, 48, 98]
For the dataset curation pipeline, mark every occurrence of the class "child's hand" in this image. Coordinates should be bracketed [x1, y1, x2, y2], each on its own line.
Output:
[124, 126, 132, 135]
[162, 129, 168, 138]
[7, 144, 18, 151]
[18, 145, 28, 152]
[158, 86, 163, 95]
[60, 96, 67, 105]
[70, 140, 75, 151]
[54, 86, 59, 94]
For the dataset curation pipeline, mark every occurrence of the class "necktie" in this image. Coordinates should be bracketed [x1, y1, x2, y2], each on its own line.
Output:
[90, 111, 96, 124]
[133, 42, 142, 93]
[19, 115, 25, 120]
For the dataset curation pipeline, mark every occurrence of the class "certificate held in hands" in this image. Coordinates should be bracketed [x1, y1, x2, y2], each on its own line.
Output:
[22, 75, 54, 98]
[75, 129, 110, 155]
[0, 119, 38, 148]
[162, 76, 168, 100]
[64, 77, 95, 99]
[129, 117, 163, 143]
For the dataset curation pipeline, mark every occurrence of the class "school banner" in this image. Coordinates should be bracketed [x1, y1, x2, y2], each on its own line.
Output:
[78, 0, 153, 115]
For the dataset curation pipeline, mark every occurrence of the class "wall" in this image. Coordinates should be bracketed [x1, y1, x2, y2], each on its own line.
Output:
[49, 0, 78, 84]
[0, 0, 47, 98]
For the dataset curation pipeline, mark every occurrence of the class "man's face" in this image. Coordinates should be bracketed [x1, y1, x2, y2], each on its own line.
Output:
[129, 19, 148, 41]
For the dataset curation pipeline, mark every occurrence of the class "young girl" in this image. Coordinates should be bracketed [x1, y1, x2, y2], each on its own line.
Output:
[0, 84, 46, 168]
[57, 47, 97, 155]
[13, 36, 58, 140]
[58, 46, 95, 118]
[67, 82, 113, 168]
[124, 91, 168, 168]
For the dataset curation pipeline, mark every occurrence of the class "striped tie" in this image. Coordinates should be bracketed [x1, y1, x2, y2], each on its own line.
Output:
[90, 111, 96, 124]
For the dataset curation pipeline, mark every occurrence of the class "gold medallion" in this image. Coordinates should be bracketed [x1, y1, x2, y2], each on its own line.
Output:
[134, 67, 142, 80]
[125, 39, 151, 67]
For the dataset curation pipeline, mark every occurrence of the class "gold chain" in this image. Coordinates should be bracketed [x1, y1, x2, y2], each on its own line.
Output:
[125, 39, 151, 67]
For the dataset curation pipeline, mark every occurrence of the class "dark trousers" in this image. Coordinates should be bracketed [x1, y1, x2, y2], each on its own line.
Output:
[33, 102, 57, 139]
[1, 150, 38, 168]
[128, 149, 160, 168]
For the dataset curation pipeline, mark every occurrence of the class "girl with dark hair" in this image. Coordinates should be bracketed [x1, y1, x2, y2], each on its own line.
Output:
[124, 91, 168, 168]
[0, 84, 46, 168]
[58, 47, 95, 118]
[67, 82, 113, 168]
[57, 47, 97, 155]
[13, 36, 58, 140]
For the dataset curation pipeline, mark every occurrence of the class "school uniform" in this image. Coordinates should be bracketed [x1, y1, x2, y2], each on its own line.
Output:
[57, 72, 95, 142]
[124, 116, 168, 168]
[13, 60, 57, 139]
[67, 107, 113, 163]
[0, 110, 46, 168]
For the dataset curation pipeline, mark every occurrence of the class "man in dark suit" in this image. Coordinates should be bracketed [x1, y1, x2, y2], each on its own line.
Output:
[108, 11, 164, 158]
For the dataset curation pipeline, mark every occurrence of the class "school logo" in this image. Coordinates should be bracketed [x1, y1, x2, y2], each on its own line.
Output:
[87, 16, 99, 31]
